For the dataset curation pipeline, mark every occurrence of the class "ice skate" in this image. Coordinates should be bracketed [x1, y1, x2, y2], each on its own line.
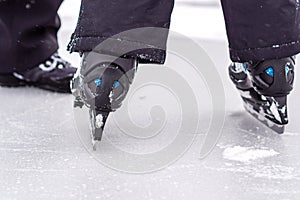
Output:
[71, 52, 137, 150]
[229, 57, 295, 134]
[0, 52, 76, 93]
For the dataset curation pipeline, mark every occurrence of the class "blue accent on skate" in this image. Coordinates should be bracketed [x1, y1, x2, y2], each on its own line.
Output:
[242, 63, 247, 72]
[94, 78, 102, 86]
[285, 65, 290, 75]
[265, 67, 274, 77]
[114, 81, 120, 88]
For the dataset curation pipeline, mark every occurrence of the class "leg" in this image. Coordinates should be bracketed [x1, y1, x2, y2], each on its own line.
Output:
[0, 0, 76, 93]
[68, 0, 175, 64]
[69, 0, 175, 148]
[220, 0, 300, 62]
[0, 0, 63, 73]
[221, 0, 299, 132]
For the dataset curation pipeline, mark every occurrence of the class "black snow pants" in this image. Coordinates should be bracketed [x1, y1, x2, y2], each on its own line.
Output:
[0, 0, 62, 74]
[69, 0, 300, 63]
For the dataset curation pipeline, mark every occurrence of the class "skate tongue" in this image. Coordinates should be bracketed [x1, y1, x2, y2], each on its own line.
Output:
[268, 96, 288, 125]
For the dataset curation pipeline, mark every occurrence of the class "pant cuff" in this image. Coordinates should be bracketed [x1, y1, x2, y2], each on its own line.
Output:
[230, 40, 300, 62]
[68, 35, 167, 64]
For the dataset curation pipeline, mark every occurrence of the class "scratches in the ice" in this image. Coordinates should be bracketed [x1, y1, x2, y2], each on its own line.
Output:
[54, 118, 73, 129]
[1, 168, 67, 173]
[0, 147, 76, 154]
[0, 91, 69, 119]
[203, 162, 299, 180]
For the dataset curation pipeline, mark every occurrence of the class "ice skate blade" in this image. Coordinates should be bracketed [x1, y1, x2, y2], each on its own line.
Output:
[91, 139, 97, 151]
[89, 108, 108, 151]
[243, 102, 285, 134]
[90, 129, 103, 151]
[90, 127, 103, 151]
[90, 128, 101, 151]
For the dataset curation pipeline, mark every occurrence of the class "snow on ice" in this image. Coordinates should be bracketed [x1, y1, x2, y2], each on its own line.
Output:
[222, 146, 279, 163]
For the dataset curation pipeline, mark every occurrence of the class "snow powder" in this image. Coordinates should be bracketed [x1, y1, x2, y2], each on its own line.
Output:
[95, 114, 104, 128]
[223, 146, 279, 163]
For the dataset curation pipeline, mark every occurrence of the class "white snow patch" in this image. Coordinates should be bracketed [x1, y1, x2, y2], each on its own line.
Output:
[109, 91, 113, 103]
[223, 146, 279, 163]
[95, 114, 104, 128]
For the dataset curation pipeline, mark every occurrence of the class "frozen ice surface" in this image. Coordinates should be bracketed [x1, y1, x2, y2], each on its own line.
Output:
[1, 2, 300, 200]
[2, 61, 300, 200]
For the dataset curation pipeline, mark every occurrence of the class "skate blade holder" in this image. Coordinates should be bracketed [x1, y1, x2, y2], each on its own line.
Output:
[243, 102, 285, 134]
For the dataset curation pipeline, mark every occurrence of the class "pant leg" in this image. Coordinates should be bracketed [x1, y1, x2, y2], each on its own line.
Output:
[220, 0, 300, 62]
[68, 0, 175, 64]
[0, 0, 63, 74]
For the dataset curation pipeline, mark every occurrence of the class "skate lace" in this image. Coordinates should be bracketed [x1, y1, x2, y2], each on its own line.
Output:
[38, 53, 70, 72]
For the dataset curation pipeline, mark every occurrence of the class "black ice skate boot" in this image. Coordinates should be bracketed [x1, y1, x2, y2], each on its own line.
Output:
[229, 57, 295, 133]
[0, 52, 76, 93]
[71, 52, 137, 150]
